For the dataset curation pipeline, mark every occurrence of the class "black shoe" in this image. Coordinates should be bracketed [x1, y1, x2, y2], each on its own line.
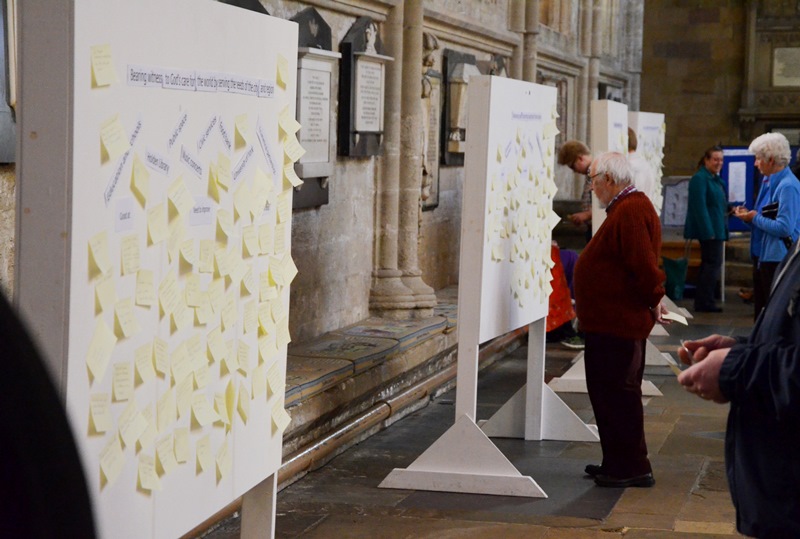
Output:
[584, 464, 603, 477]
[694, 306, 722, 313]
[594, 472, 655, 488]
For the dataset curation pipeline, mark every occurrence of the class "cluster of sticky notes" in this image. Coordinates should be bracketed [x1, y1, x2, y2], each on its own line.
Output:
[87, 50, 301, 495]
[486, 117, 562, 309]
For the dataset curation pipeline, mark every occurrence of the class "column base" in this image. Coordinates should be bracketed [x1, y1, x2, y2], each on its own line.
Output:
[369, 272, 417, 313]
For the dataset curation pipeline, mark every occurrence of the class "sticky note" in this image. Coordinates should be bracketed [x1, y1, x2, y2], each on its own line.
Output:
[89, 393, 113, 434]
[277, 319, 291, 347]
[234, 113, 249, 149]
[134, 270, 155, 308]
[283, 161, 303, 188]
[251, 168, 272, 218]
[243, 299, 257, 335]
[168, 176, 195, 218]
[194, 363, 210, 389]
[120, 234, 140, 276]
[90, 44, 117, 88]
[252, 363, 267, 398]
[233, 182, 251, 223]
[216, 153, 232, 190]
[195, 292, 213, 326]
[147, 203, 168, 245]
[100, 114, 130, 164]
[266, 361, 284, 397]
[278, 105, 301, 136]
[114, 298, 140, 338]
[191, 393, 219, 427]
[171, 299, 193, 332]
[131, 154, 150, 207]
[283, 133, 306, 164]
[95, 274, 118, 313]
[153, 337, 169, 378]
[216, 438, 233, 480]
[206, 326, 227, 363]
[221, 294, 237, 332]
[237, 341, 250, 375]
[242, 225, 259, 257]
[196, 435, 213, 474]
[237, 383, 250, 424]
[259, 223, 274, 255]
[180, 239, 196, 266]
[99, 435, 125, 487]
[156, 435, 178, 476]
[157, 388, 176, 433]
[217, 209, 234, 238]
[207, 278, 225, 314]
[214, 393, 230, 428]
[138, 454, 162, 491]
[198, 239, 215, 273]
[176, 376, 193, 419]
[166, 218, 186, 264]
[174, 427, 189, 464]
[276, 54, 289, 89]
[129, 344, 152, 385]
[112, 361, 133, 401]
[158, 272, 180, 316]
[171, 343, 192, 385]
[89, 230, 112, 276]
[274, 222, 287, 255]
[271, 399, 291, 434]
[137, 405, 157, 451]
[276, 189, 292, 224]
[118, 400, 148, 448]
[86, 319, 117, 383]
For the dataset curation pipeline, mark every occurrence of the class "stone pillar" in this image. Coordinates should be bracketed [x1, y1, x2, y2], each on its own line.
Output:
[508, 1, 525, 80]
[625, 1, 644, 110]
[397, 0, 436, 318]
[522, 0, 540, 82]
[369, 3, 417, 314]
[588, 0, 602, 119]
[577, 0, 594, 141]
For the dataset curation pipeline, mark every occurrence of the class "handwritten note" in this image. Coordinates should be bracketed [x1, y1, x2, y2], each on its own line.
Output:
[112, 361, 133, 401]
[100, 114, 130, 164]
[90, 44, 117, 88]
[86, 319, 117, 383]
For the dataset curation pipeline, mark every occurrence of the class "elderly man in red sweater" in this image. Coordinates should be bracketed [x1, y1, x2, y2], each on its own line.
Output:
[574, 152, 667, 488]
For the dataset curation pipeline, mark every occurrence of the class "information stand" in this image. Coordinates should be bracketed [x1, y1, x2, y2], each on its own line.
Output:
[16, 2, 300, 537]
[380, 77, 596, 499]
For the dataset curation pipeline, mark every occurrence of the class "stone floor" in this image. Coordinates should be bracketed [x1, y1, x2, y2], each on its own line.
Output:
[201, 287, 755, 538]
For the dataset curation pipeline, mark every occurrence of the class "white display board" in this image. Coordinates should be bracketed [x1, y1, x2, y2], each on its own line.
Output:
[628, 111, 666, 215]
[589, 100, 628, 235]
[21, 2, 300, 538]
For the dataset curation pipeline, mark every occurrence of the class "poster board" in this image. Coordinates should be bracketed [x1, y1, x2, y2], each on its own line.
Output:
[458, 76, 560, 347]
[721, 147, 756, 233]
[589, 100, 628, 234]
[628, 111, 666, 215]
[19, 1, 300, 537]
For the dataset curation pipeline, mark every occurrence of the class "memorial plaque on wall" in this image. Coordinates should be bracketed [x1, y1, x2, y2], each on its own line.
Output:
[422, 72, 442, 210]
[441, 49, 478, 167]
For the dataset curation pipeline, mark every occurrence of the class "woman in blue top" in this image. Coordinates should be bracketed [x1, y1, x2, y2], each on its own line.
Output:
[685, 146, 727, 312]
[734, 132, 800, 318]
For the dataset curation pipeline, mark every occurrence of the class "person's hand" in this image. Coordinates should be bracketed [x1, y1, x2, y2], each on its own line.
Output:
[677, 348, 730, 403]
[677, 334, 737, 365]
[568, 210, 591, 226]
[652, 302, 670, 324]
[733, 207, 756, 223]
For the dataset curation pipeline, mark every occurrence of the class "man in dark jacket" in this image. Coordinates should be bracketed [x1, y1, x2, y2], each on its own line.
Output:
[678, 239, 800, 538]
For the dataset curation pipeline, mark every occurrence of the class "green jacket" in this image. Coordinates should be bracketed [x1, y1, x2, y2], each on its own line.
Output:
[684, 166, 729, 241]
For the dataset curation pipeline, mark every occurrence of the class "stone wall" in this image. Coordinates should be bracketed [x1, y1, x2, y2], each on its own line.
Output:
[641, 2, 747, 176]
[0, 164, 14, 299]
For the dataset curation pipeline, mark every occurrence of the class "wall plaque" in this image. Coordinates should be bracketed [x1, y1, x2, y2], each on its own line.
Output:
[773, 47, 800, 87]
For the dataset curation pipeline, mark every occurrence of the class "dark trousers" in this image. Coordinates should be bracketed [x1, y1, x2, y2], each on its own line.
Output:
[696, 239, 723, 310]
[753, 259, 779, 320]
[584, 333, 651, 478]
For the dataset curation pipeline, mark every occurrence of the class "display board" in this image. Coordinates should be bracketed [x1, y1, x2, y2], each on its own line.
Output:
[459, 77, 560, 346]
[589, 100, 628, 234]
[628, 111, 666, 215]
[720, 147, 756, 233]
[35, 2, 299, 538]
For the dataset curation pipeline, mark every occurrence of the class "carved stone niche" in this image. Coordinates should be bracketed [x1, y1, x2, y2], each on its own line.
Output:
[290, 7, 341, 209]
[338, 17, 393, 157]
[476, 54, 509, 78]
[441, 49, 480, 167]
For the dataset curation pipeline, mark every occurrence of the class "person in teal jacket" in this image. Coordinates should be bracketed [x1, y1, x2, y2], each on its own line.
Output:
[733, 132, 800, 318]
[684, 145, 728, 312]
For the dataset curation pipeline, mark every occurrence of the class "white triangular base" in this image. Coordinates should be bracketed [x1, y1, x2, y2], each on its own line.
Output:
[480, 384, 599, 442]
[649, 324, 669, 337]
[645, 339, 670, 366]
[547, 357, 663, 397]
[379, 415, 546, 498]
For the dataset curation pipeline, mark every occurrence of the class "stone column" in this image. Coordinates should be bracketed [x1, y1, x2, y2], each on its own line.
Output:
[577, 0, 594, 141]
[625, 1, 644, 110]
[508, 1, 525, 80]
[396, 0, 436, 318]
[587, 0, 602, 127]
[369, 3, 417, 314]
[522, 0, 540, 82]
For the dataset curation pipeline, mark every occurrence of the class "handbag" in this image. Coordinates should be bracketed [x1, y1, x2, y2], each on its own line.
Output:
[761, 202, 793, 249]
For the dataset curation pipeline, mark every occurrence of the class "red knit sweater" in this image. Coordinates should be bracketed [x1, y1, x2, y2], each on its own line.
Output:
[574, 192, 665, 340]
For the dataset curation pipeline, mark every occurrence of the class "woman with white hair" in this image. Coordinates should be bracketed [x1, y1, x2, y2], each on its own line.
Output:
[734, 132, 800, 318]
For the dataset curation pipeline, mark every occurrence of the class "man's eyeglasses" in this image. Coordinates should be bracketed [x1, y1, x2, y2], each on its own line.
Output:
[586, 172, 604, 185]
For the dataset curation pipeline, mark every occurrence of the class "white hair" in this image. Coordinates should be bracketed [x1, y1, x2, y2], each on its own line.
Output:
[592, 152, 632, 186]
[749, 132, 791, 168]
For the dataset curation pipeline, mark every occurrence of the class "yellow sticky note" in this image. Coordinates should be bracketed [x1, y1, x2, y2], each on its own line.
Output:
[166, 218, 186, 264]
[158, 272, 180, 316]
[278, 105, 301, 136]
[156, 435, 178, 476]
[216, 153, 232, 190]
[118, 400, 148, 448]
[266, 361, 284, 397]
[252, 363, 267, 398]
[168, 176, 195, 218]
[243, 299, 257, 335]
[217, 209, 234, 238]
[114, 298, 140, 338]
[237, 341, 250, 375]
[120, 234, 140, 276]
[276, 54, 289, 89]
[198, 239, 215, 274]
[153, 337, 169, 377]
[277, 319, 291, 347]
[259, 223, 274, 255]
[90, 44, 117, 88]
[233, 182, 251, 224]
[131, 154, 150, 207]
[208, 163, 221, 203]
[194, 363, 210, 389]
[196, 435, 213, 473]
[99, 435, 125, 487]
[157, 388, 176, 433]
[208, 279, 225, 314]
[216, 438, 233, 480]
[137, 405, 157, 451]
[284, 255, 299, 284]
[241, 266, 257, 297]
[177, 375, 193, 419]
[171, 299, 193, 332]
[225, 379, 236, 426]
[134, 346, 155, 387]
[283, 161, 303, 188]
[174, 427, 189, 463]
[89, 230, 112, 276]
[214, 392, 230, 427]
[195, 292, 213, 326]
[138, 454, 162, 491]
[95, 274, 118, 313]
[112, 361, 133, 402]
[89, 393, 113, 434]
[135, 270, 155, 308]
[251, 168, 272, 218]
[237, 383, 250, 424]
[171, 343, 192, 386]
[100, 114, 130, 164]
[242, 225, 259, 257]
[234, 113, 249, 149]
[206, 326, 227, 364]
[271, 399, 291, 434]
[147, 203, 168, 244]
[191, 393, 219, 427]
[86, 319, 117, 384]
[221, 294, 237, 332]
[276, 190, 292, 224]
[274, 222, 287, 255]
[283, 132, 306, 164]
[184, 274, 203, 307]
